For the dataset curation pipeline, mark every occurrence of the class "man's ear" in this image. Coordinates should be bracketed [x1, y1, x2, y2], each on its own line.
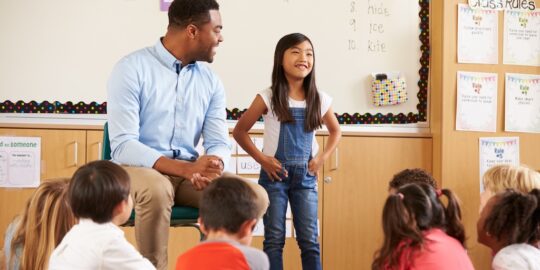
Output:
[238, 219, 258, 239]
[186, 24, 198, 39]
[198, 217, 208, 235]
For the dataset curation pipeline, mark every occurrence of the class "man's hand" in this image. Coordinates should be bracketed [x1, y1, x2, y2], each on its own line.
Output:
[190, 173, 212, 190]
[186, 155, 223, 181]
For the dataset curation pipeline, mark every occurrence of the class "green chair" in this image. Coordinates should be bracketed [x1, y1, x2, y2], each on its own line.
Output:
[103, 122, 204, 240]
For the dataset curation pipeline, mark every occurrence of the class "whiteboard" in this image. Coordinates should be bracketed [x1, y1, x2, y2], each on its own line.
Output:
[0, 0, 426, 123]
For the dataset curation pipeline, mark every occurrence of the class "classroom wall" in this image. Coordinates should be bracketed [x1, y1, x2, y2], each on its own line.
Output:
[431, 0, 540, 269]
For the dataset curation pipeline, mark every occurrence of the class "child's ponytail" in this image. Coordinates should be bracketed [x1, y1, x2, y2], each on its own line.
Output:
[372, 188, 427, 270]
[440, 189, 466, 246]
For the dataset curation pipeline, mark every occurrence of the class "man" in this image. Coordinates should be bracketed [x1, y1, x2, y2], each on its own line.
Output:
[107, 0, 268, 268]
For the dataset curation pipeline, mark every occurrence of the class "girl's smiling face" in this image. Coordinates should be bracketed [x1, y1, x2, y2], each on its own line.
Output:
[282, 40, 314, 81]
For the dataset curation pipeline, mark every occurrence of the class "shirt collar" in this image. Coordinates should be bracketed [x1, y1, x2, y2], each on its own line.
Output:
[154, 38, 197, 72]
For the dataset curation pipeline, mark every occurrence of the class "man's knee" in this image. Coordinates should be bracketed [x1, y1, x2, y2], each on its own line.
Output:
[123, 166, 174, 206]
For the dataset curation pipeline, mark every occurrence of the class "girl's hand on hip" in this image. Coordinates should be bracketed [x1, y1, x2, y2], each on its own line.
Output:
[308, 156, 323, 178]
[260, 155, 287, 181]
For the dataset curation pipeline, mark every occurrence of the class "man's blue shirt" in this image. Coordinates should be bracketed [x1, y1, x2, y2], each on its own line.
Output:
[107, 39, 230, 168]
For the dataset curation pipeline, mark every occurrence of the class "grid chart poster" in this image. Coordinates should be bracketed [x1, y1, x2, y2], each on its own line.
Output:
[456, 72, 498, 132]
[505, 73, 540, 133]
[0, 137, 41, 188]
[458, 4, 498, 64]
[479, 137, 520, 193]
[503, 9, 540, 66]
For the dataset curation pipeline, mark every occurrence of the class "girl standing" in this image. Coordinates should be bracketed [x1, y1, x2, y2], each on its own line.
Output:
[233, 33, 341, 270]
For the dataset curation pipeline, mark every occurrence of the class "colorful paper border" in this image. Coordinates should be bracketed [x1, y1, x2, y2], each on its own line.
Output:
[0, 0, 429, 125]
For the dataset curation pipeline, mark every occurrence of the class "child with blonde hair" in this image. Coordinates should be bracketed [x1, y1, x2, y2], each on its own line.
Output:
[480, 164, 540, 211]
[3, 178, 77, 270]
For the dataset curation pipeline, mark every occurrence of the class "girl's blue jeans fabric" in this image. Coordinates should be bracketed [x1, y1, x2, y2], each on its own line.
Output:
[259, 107, 321, 270]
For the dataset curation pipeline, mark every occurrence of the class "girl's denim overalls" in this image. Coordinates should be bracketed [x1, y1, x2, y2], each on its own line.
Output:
[259, 107, 321, 270]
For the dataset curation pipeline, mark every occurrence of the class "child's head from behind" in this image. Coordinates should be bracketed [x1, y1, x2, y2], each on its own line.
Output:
[10, 178, 76, 270]
[480, 164, 540, 211]
[69, 160, 131, 224]
[373, 183, 465, 269]
[388, 168, 438, 193]
[477, 188, 540, 252]
[199, 176, 258, 245]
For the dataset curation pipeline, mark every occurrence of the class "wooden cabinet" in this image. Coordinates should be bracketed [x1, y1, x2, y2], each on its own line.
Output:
[322, 136, 432, 270]
[0, 128, 87, 244]
[87, 130, 104, 162]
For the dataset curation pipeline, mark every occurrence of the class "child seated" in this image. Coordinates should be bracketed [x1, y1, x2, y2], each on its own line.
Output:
[48, 160, 154, 270]
[388, 168, 438, 193]
[480, 164, 540, 211]
[477, 189, 540, 269]
[176, 176, 269, 270]
[372, 183, 474, 270]
[3, 178, 76, 270]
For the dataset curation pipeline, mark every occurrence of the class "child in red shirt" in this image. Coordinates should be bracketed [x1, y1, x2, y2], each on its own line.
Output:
[176, 176, 269, 270]
[372, 183, 474, 270]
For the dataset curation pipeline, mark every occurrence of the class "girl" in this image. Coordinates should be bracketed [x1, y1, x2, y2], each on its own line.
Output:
[372, 183, 474, 270]
[477, 189, 540, 269]
[233, 33, 341, 270]
[3, 178, 77, 270]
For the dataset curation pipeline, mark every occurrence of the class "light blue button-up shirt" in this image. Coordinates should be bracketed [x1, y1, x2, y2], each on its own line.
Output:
[107, 39, 230, 168]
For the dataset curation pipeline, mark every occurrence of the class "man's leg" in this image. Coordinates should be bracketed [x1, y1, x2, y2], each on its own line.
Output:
[124, 166, 173, 270]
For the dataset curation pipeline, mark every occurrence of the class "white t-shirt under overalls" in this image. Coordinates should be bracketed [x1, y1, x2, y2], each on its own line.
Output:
[258, 88, 332, 157]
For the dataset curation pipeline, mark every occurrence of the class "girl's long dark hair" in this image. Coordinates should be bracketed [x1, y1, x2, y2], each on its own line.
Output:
[372, 183, 467, 269]
[372, 184, 432, 269]
[271, 33, 322, 132]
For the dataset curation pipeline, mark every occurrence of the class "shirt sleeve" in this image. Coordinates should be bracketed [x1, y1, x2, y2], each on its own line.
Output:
[258, 88, 272, 114]
[103, 237, 156, 270]
[107, 58, 163, 168]
[202, 77, 231, 168]
[319, 91, 333, 116]
[492, 247, 528, 270]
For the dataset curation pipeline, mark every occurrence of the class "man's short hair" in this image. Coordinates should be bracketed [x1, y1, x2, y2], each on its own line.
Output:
[200, 176, 258, 234]
[168, 0, 219, 29]
[69, 160, 130, 223]
[389, 168, 438, 190]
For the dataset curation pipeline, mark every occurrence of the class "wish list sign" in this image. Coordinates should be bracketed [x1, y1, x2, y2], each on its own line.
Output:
[0, 137, 41, 188]
[479, 137, 520, 192]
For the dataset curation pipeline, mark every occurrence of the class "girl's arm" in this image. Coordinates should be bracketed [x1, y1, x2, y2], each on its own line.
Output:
[233, 95, 285, 180]
[308, 106, 341, 176]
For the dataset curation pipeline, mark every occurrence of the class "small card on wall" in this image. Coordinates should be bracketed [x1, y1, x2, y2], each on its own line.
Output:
[237, 156, 261, 174]
[457, 4, 498, 64]
[456, 71, 498, 132]
[225, 157, 237, 174]
[0, 136, 41, 188]
[505, 73, 540, 133]
[479, 137, 520, 193]
[237, 137, 263, 155]
[160, 0, 173, 11]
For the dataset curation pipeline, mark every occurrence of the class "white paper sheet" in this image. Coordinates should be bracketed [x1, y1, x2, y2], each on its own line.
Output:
[503, 10, 540, 66]
[0, 137, 41, 188]
[505, 73, 540, 133]
[458, 4, 498, 64]
[479, 137, 520, 193]
[456, 71, 498, 132]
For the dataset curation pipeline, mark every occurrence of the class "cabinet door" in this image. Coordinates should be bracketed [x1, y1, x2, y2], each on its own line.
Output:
[87, 130, 104, 162]
[322, 136, 432, 270]
[0, 128, 86, 244]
